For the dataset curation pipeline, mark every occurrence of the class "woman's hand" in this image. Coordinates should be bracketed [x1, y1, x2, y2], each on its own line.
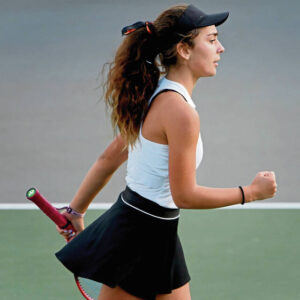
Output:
[56, 211, 85, 242]
[249, 171, 277, 201]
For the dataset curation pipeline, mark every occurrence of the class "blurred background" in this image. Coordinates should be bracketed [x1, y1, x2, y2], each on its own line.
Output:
[1, 0, 299, 205]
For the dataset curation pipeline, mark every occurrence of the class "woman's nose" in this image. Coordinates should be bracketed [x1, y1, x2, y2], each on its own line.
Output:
[217, 41, 225, 53]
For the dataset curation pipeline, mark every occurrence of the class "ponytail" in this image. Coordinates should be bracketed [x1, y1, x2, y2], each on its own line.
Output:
[103, 22, 160, 148]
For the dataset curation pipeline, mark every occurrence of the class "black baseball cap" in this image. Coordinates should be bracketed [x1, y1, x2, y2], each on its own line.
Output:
[176, 4, 229, 33]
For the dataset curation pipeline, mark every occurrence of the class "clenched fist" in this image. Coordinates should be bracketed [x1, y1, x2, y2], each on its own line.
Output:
[250, 171, 277, 201]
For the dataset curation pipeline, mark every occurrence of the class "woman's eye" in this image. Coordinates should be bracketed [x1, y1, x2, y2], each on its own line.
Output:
[210, 39, 216, 43]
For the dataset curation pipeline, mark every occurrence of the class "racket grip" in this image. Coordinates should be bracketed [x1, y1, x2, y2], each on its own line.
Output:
[26, 187, 75, 232]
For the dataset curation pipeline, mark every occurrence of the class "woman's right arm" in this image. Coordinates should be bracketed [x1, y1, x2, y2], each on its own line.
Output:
[57, 134, 128, 240]
[163, 93, 277, 209]
[69, 134, 128, 214]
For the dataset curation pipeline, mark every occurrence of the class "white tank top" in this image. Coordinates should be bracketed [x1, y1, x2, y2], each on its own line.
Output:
[125, 77, 203, 208]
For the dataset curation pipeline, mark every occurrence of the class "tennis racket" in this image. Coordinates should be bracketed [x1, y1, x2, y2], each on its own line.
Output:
[26, 187, 102, 300]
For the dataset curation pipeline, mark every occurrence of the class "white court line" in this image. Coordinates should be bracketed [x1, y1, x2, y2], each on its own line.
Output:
[0, 203, 112, 210]
[0, 203, 300, 210]
[219, 202, 300, 209]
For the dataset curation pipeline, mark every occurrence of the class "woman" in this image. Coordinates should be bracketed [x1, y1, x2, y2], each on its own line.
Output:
[56, 4, 277, 300]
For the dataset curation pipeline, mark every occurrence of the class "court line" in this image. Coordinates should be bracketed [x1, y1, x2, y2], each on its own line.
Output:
[0, 203, 300, 210]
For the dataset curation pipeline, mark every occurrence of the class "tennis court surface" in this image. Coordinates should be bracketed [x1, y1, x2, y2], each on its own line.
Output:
[1, 209, 299, 299]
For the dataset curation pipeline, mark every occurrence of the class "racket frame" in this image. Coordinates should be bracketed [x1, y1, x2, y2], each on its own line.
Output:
[26, 187, 101, 300]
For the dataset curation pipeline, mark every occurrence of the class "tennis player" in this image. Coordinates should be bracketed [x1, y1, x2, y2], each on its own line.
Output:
[55, 4, 277, 300]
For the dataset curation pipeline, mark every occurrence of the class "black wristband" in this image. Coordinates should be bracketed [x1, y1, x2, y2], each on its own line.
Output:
[238, 186, 245, 205]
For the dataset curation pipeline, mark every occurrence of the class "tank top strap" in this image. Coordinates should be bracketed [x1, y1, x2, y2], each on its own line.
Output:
[148, 77, 196, 109]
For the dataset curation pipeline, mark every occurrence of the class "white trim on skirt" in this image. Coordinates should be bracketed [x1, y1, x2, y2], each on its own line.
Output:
[121, 194, 180, 220]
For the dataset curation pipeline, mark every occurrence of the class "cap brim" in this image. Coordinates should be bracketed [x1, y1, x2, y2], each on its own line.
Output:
[200, 12, 229, 27]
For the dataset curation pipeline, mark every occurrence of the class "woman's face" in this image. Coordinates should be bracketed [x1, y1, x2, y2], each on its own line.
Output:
[186, 25, 225, 78]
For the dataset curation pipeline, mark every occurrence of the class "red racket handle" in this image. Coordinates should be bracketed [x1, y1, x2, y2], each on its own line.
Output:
[26, 187, 75, 232]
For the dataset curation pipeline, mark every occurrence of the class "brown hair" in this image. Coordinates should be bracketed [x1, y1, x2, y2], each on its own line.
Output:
[103, 4, 200, 149]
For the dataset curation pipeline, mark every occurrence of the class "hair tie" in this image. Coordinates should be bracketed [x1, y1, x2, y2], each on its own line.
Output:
[122, 21, 153, 36]
[145, 21, 153, 34]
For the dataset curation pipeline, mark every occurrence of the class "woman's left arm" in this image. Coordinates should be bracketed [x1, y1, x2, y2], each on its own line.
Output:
[68, 134, 128, 214]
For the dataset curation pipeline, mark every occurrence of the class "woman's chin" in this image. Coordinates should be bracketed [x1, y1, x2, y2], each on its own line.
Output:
[203, 70, 217, 77]
[196, 68, 217, 78]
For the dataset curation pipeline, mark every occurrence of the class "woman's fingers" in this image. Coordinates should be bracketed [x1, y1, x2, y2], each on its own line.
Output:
[56, 225, 76, 240]
[251, 171, 278, 200]
[56, 211, 84, 241]
[56, 225, 64, 234]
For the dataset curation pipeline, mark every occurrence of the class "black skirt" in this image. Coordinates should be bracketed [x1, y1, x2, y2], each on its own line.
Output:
[55, 186, 190, 300]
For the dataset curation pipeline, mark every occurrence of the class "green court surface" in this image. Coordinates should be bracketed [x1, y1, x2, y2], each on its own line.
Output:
[1, 209, 299, 300]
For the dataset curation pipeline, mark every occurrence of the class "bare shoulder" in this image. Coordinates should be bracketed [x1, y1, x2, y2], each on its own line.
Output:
[154, 91, 200, 141]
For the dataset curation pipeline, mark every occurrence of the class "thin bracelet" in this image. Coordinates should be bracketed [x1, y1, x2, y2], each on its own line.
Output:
[238, 186, 245, 205]
[60, 206, 86, 217]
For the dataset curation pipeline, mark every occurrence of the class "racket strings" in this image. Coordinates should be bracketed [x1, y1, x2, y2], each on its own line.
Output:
[76, 276, 102, 300]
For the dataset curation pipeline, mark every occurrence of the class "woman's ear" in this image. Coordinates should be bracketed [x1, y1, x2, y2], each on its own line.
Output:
[176, 42, 191, 60]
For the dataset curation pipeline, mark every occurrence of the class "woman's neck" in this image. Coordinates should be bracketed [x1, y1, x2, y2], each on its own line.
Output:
[165, 67, 197, 96]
